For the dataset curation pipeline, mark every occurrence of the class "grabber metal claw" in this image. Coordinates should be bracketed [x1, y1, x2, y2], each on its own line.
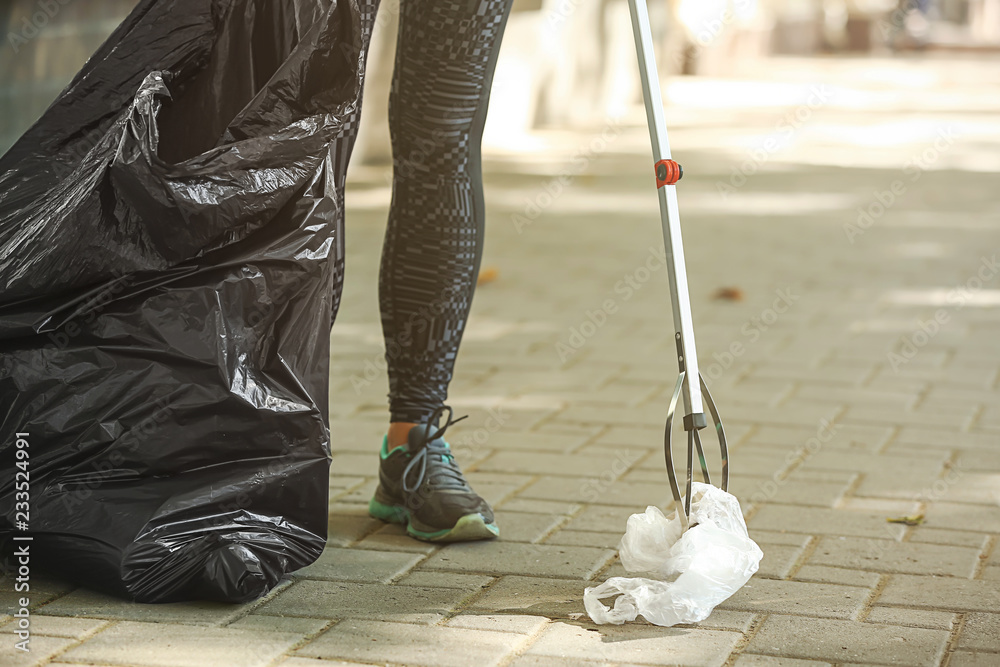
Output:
[627, 0, 729, 532]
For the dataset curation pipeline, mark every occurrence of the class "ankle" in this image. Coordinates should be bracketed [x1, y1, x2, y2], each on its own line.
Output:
[387, 422, 418, 448]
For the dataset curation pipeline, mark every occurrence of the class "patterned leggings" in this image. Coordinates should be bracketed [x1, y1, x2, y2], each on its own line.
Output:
[376, 0, 513, 423]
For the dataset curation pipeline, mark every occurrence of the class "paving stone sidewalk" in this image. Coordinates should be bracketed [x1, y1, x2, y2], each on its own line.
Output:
[3, 55, 1000, 666]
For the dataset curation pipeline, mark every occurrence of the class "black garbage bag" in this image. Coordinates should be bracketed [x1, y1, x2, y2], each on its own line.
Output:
[0, 0, 378, 603]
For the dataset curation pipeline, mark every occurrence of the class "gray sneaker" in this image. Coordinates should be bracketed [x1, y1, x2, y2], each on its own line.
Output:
[368, 406, 499, 542]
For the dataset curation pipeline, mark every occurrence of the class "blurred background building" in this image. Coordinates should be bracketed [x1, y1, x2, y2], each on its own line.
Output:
[1, 0, 999, 156]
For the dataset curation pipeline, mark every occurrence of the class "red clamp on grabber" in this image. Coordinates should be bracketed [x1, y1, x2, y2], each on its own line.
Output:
[655, 159, 683, 187]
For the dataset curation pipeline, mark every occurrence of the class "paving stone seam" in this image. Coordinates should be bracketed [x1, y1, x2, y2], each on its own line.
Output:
[761, 379, 798, 409]
[30, 585, 79, 614]
[633, 387, 677, 411]
[529, 512, 572, 545]
[721, 612, 768, 667]
[590, 552, 623, 582]
[872, 423, 902, 455]
[341, 475, 378, 499]
[494, 469, 546, 510]
[269, 618, 342, 666]
[939, 612, 969, 667]
[564, 422, 610, 454]
[833, 467, 867, 510]
[838, 412, 968, 430]
[929, 497, 1000, 509]
[951, 647, 1000, 657]
[557, 352, 614, 377]
[749, 370, 859, 388]
[854, 573, 892, 623]
[787, 570, 878, 588]
[476, 457, 653, 480]
[864, 612, 959, 632]
[942, 449, 963, 476]
[495, 626, 549, 667]
[972, 536, 997, 580]
[786, 560, 982, 582]
[782, 535, 821, 581]
[740, 500, 762, 525]
[217, 578, 300, 627]
[287, 636, 410, 667]
[729, 362, 756, 385]
[391, 552, 433, 585]
[629, 447, 660, 477]
[744, 650, 928, 667]
[47, 657, 120, 667]
[259, 612, 434, 628]
[767, 405, 851, 430]
[493, 618, 554, 667]
[716, 419, 763, 436]
[726, 423, 760, 452]
[468, 365, 498, 391]
[437, 571, 515, 621]
[46, 620, 122, 666]
[418, 548, 619, 582]
[730, 452, 811, 526]
[517, 399, 563, 433]
[965, 402, 986, 431]
[33, 616, 114, 642]
[910, 527, 997, 540]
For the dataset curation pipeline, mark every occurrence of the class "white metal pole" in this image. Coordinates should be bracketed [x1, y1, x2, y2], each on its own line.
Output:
[626, 0, 703, 418]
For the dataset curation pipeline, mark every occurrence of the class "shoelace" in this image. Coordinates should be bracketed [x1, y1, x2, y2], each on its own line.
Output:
[402, 405, 469, 494]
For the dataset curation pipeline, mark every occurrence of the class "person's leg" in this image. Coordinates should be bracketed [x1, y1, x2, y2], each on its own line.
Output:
[380, 0, 513, 438]
[369, 0, 513, 542]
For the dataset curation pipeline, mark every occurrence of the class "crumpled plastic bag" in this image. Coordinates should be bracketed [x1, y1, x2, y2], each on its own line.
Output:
[584, 482, 763, 627]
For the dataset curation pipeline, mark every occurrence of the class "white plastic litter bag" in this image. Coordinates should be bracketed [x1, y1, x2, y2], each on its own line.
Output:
[584, 482, 763, 627]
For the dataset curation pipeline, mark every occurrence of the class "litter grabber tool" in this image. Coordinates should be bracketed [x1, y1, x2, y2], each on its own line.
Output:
[582, 6, 759, 625]
[627, 0, 729, 532]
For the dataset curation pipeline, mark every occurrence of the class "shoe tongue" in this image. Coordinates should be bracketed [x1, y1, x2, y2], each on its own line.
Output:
[402, 423, 470, 491]
[406, 423, 447, 453]
[406, 424, 458, 486]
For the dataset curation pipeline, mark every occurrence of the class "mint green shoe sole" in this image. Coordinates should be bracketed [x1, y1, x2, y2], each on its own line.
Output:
[368, 498, 499, 543]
